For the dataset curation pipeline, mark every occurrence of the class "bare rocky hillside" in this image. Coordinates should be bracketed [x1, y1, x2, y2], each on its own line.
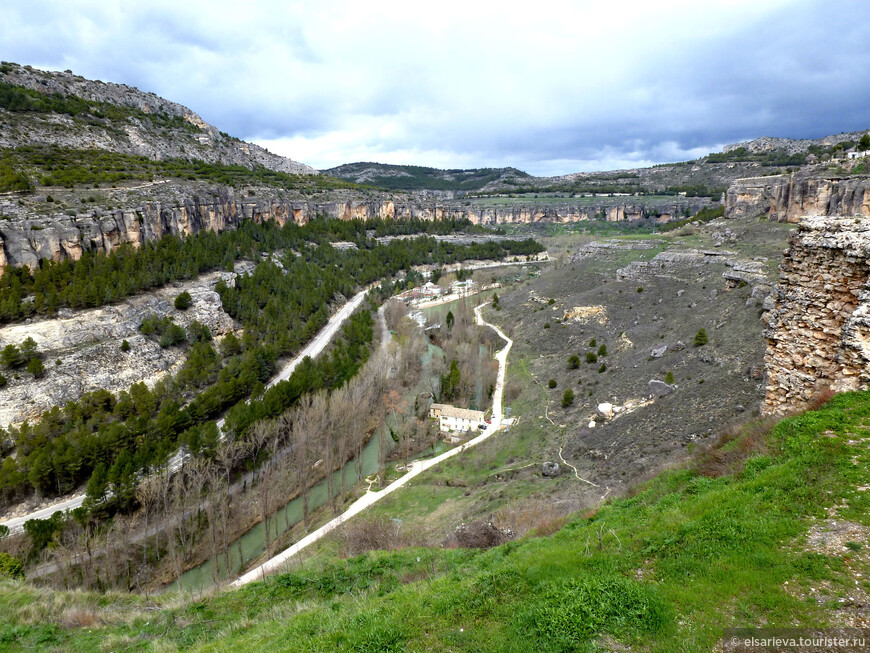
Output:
[0, 62, 315, 174]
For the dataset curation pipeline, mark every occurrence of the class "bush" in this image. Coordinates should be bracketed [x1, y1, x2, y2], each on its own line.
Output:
[548, 378, 557, 389]
[543, 323, 550, 329]
[562, 388, 574, 407]
[586, 352, 598, 364]
[665, 371, 675, 384]
[120, 339, 130, 352]
[0, 373, 6, 387]
[0, 552, 23, 579]
[220, 331, 242, 357]
[598, 363, 607, 373]
[159, 323, 187, 348]
[26, 357, 45, 377]
[568, 354, 580, 369]
[1, 344, 21, 368]
[174, 290, 192, 310]
[694, 328, 709, 347]
[597, 344, 607, 357]
[589, 338, 597, 347]
[187, 320, 212, 343]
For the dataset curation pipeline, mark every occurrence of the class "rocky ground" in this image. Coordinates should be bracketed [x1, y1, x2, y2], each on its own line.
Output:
[0, 267, 245, 428]
[357, 214, 798, 541]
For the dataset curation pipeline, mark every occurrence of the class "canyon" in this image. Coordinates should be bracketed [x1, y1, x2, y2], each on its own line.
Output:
[0, 184, 710, 269]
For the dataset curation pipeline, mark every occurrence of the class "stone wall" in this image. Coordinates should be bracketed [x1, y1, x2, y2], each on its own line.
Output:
[764, 216, 870, 412]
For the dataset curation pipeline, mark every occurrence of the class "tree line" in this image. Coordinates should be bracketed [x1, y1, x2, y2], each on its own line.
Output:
[0, 216, 538, 324]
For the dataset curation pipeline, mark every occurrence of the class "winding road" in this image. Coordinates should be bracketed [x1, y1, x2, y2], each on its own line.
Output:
[1, 254, 541, 536]
[231, 301, 512, 587]
[0, 287, 375, 535]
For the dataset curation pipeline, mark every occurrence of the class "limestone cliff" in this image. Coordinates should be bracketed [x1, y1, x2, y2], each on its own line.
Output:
[764, 217, 870, 412]
[726, 172, 870, 222]
[0, 184, 710, 269]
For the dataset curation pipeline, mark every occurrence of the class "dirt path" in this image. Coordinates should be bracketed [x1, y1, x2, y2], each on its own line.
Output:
[231, 301, 512, 587]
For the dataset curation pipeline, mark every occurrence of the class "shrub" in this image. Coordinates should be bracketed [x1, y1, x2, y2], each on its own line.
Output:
[665, 371, 675, 384]
[0, 373, 6, 387]
[26, 357, 45, 378]
[0, 552, 23, 579]
[1, 344, 21, 368]
[120, 339, 130, 352]
[598, 363, 607, 373]
[544, 323, 550, 329]
[187, 320, 212, 343]
[220, 331, 242, 357]
[562, 388, 574, 407]
[159, 323, 187, 348]
[548, 298, 555, 305]
[568, 354, 580, 369]
[597, 344, 607, 357]
[174, 290, 192, 310]
[548, 378, 557, 389]
[586, 352, 598, 364]
[637, 287, 643, 293]
[694, 328, 709, 347]
[589, 338, 597, 347]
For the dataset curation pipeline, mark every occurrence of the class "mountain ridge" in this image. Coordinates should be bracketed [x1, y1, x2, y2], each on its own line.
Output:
[0, 61, 315, 175]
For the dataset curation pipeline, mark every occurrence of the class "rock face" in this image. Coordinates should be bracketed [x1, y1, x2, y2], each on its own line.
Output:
[0, 185, 714, 270]
[0, 270, 237, 427]
[0, 64, 315, 175]
[764, 217, 870, 413]
[726, 173, 870, 222]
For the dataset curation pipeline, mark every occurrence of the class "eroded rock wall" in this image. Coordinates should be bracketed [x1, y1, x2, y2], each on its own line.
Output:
[764, 217, 870, 412]
[0, 189, 711, 270]
[726, 173, 870, 222]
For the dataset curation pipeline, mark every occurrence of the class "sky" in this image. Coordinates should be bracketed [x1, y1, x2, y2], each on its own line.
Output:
[2, 0, 869, 176]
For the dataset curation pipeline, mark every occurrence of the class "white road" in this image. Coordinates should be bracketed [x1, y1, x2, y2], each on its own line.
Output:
[0, 287, 374, 535]
[0, 252, 544, 535]
[231, 301, 512, 587]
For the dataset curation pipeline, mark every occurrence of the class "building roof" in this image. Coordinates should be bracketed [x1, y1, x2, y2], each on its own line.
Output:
[439, 405, 485, 421]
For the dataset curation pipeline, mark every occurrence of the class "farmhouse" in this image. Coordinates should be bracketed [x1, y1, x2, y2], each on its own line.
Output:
[429, 403, 485, 432]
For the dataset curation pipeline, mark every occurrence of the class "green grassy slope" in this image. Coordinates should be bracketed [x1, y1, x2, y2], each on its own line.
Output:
[1, 392, 868, 651]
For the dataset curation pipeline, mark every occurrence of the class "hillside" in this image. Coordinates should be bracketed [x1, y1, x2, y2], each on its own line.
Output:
[322, 162, 531, 192]
[324, 130, 868, 196]
[0, 61, 315, 176]
[0, 390, 867, 651]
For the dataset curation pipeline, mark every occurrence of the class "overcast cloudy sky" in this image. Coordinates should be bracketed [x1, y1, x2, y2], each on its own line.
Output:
[2, 0, 869, 175]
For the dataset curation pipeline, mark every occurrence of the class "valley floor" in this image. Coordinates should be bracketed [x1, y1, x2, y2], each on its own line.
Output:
[0, 389, 867, 651]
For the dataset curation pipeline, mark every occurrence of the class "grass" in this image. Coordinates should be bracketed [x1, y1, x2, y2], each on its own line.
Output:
[1, 391, 869, 650]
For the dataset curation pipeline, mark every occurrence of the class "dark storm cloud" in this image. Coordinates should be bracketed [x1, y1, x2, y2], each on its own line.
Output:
[1, 0, 868, 175]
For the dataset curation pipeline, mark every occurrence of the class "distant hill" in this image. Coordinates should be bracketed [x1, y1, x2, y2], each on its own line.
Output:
[722, 130, 869, 155]
[0, 61, 315, 175]
[322, 162, 531, 192]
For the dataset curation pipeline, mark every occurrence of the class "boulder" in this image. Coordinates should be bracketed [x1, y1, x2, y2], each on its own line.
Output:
[648, 379, 676, 397]
[651, 345, 667, 359]
[542, 462, 561, 478]
[597, 402, 614, 418]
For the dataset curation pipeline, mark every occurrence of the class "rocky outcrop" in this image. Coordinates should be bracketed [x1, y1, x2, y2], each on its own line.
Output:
[726, 173, 870, 222]
[764, 217, 870, 413]
[0, 63, 315, 175]
[0, 187, 714, 270]
[0, 270, 238, 427]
